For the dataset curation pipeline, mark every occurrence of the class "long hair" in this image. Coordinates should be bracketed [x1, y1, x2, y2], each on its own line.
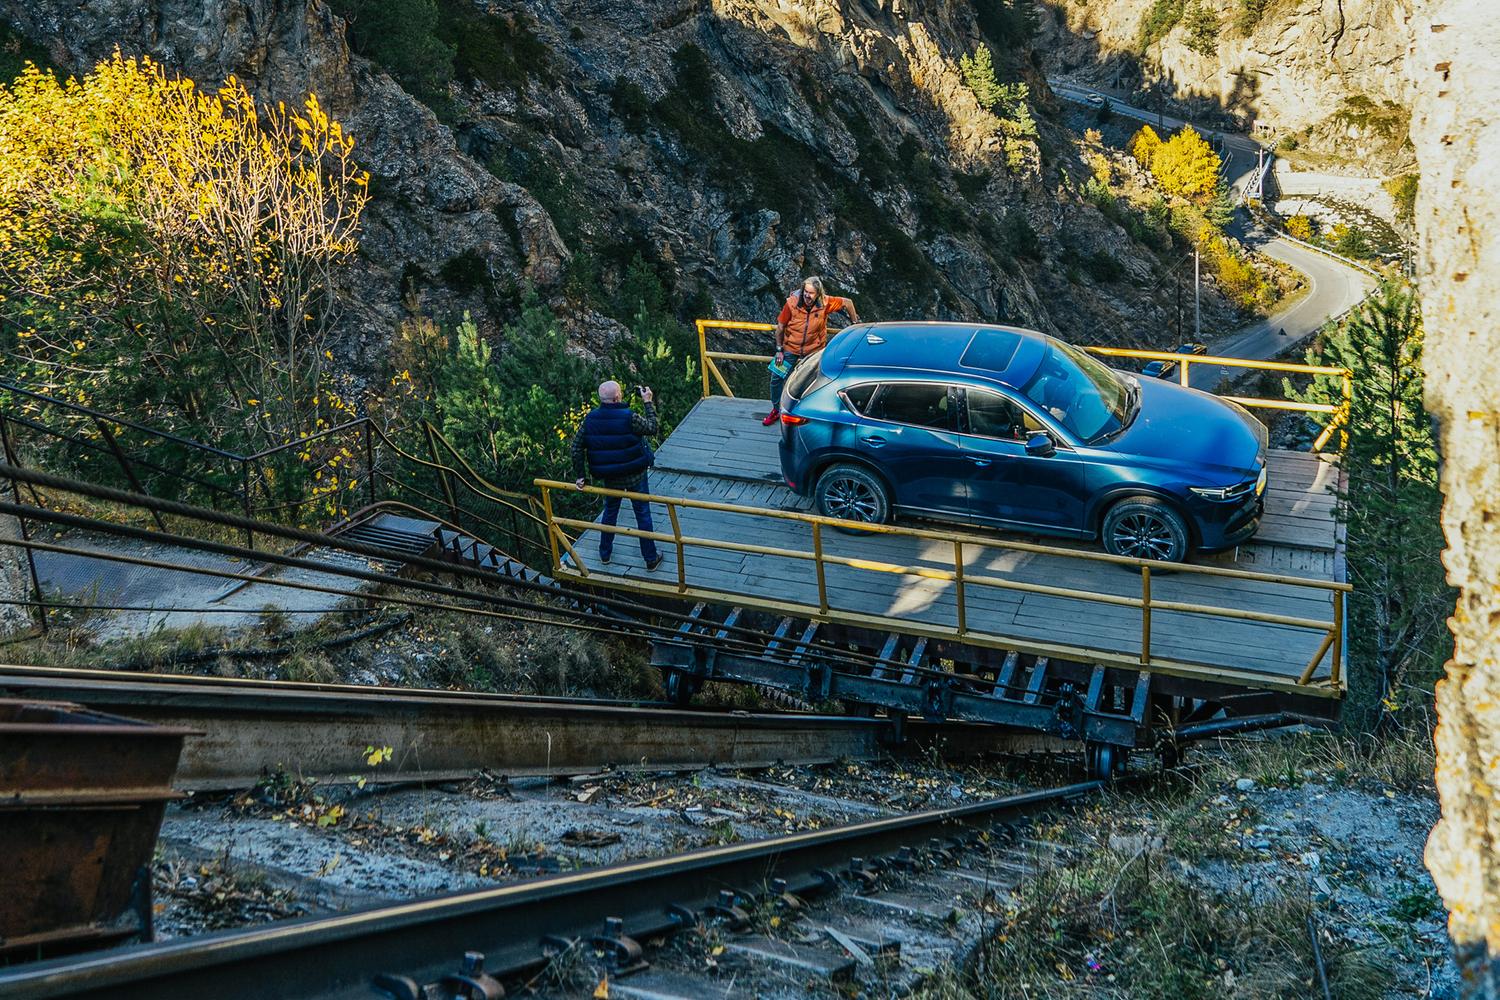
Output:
[797, 275, 825, 309]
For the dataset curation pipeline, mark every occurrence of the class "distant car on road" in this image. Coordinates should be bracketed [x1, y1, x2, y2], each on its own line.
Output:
[1141, 342, 1208, 380]
[1085, 91, 1108, 108]
[777, 323, 1268, 563]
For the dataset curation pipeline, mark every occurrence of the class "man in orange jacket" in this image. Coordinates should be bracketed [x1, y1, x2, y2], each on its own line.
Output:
[763, 276, 860, 425]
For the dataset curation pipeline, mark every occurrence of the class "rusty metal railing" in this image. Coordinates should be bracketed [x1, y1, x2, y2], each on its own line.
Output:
[535, 479, 1348, 696]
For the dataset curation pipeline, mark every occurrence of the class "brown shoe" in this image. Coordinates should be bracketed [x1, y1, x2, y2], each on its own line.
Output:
[761, 409, 780, 426]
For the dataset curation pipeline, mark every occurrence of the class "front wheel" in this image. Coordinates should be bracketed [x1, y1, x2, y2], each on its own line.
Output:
[814, 464, 891, 531]
[1101, 497, 1190, 563]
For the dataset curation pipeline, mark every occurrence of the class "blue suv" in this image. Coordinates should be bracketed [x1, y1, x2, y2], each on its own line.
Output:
[777, 322, 1268, 562]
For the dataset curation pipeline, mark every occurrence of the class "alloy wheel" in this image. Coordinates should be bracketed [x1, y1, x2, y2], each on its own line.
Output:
[824, 476, 880, 522]
[1109, 511, 1178, 561]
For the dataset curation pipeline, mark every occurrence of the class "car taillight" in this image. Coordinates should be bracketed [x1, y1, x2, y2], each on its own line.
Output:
[780, 412, 809, 426]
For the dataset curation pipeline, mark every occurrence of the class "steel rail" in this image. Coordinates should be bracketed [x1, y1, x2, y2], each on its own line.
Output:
[0, 781, 1102, 1000]
[0, 665, 912, 790]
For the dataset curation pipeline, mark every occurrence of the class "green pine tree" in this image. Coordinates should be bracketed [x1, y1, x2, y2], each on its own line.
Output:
[959, 44, 1006, 111]
[1286, 281, 1453, 728]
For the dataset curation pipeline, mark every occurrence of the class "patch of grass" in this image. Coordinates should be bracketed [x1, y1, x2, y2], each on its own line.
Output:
[1332, 95, 1409, 141]
[1188, 728, 1436, 793]
[920, 833, 1394, 999]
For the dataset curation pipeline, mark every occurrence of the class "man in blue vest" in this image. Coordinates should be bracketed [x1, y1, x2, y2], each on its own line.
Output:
[571, 380, 664, 571]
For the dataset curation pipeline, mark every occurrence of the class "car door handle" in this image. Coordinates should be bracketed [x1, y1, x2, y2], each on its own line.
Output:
[860, 435, 886, 448]
[966, 456, 991, 467]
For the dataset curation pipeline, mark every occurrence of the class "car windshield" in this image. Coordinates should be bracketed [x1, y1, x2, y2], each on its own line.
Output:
[1019, 337, 1133, 442]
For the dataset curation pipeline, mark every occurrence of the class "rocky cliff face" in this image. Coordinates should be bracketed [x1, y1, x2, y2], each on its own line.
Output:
[1409, 0, 1500, 992]
[1039, 0, 1417, 175]
[4, 0, 1249, 366]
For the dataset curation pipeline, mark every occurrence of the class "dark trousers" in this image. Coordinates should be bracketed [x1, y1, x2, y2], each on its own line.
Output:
[769, 353, 802, 410]
[599, 473, 660, 563]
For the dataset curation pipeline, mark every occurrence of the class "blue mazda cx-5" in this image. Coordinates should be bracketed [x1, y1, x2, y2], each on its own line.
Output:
[776, 322, 1268, 562]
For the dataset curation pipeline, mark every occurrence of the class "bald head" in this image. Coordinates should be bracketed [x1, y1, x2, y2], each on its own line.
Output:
[599, 380, 623, 403]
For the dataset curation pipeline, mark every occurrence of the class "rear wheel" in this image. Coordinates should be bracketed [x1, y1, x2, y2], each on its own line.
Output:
[1102, 497, 1190, 563]
[814, 464, 891, 531]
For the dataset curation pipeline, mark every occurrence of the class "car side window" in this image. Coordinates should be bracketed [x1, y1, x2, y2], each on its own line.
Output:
[867, 383, 952, 430]
[963, 389, 1044, 441]
[842, 383, 878, 414]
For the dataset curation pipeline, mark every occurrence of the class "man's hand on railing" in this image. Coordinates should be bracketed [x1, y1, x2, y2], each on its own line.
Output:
[574, 478, 586, 491]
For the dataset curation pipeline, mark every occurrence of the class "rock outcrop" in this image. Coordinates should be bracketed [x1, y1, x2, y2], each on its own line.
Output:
[2, 0, 1250, 362]
[1039, 0, 1417, 175]
[1409, 0, 1500, 993]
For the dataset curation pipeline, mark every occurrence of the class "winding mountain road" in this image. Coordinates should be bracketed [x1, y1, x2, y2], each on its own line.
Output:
[1048, 78, 1378, 386]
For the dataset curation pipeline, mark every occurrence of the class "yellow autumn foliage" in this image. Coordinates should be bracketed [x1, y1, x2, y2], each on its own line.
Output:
[0, 52, 368, 450]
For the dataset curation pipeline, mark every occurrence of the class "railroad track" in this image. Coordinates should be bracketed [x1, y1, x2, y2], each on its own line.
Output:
[0, 665, 1033, 789]
[0, 780, 1103, 1000]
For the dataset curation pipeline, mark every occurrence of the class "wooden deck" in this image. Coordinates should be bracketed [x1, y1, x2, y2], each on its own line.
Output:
[569, 396, 1346, 688]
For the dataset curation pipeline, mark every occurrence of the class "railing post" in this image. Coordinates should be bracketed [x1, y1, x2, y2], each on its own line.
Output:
[93, 417, 168, 532]
[1179, 358, 1190, 387]
[1340, 372, 1352, 451]
[240, 459, 254, 551]
[363, 421, 375, 509]
[667, 502, 686, 593]
[696, 320, 711, 399]
[540, 486, 560, 573]
[812, 521, 828, 614]
[953, 539, 967, 635]
[424, 422, 462, 528]
[1140, 565, 1152, 665]
[1331, 589, 1344, 686]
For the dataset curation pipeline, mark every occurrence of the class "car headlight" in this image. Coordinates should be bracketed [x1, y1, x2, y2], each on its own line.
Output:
[1190, 482, 1254, 502]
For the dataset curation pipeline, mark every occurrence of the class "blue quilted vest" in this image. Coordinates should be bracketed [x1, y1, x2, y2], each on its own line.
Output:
[581, 402, 651, 480]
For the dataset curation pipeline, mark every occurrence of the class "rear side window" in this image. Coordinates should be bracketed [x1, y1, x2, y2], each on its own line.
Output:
[841, 383, 878, 413]
[785, 347, 830, 400]
[867, 383, 952, 430]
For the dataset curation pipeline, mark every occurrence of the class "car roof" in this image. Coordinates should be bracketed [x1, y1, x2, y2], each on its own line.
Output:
[825, 321, 1050, 390]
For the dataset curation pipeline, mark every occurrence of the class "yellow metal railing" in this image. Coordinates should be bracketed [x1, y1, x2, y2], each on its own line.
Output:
[535, 479, 1349, 695]
[691, 319, 1353, 452]
[1082, 346, 1352, 452]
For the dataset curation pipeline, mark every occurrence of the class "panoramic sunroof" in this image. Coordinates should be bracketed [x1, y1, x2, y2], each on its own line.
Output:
[959, 328, 1022, 373]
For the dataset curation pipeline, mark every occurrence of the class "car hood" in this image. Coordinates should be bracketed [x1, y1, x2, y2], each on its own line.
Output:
[1099, 376, 1266, 480]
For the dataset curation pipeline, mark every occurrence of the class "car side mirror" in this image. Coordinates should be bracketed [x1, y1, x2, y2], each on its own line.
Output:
[1025, 432, 1055, 457]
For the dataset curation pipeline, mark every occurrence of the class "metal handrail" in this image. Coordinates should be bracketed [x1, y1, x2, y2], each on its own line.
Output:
[535, 479, 1346, 692]
[0, 380, 245, 459]
[690, 319, 1355, 452]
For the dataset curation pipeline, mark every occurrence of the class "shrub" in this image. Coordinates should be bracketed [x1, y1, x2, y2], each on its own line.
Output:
[1285, 214, 1315, 240]
[1151, 126, 1223, 204]
[610, 78, 652, 134]
[0, 53, 368, 458]
[437, 1, 553, 90]
[1001, 213, 1041, 260]
[1138, 0, 1186, 50]
[1237, 0, 1271, 33]
[1128, 124, 1162, 168]
[1384, 173, 1419, 226]
[328, 0, 455, 100]
[1184, 0, 1220, 56]
[1085, 250, 1125, 283]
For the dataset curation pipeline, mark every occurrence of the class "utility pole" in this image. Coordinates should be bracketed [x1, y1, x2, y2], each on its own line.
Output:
[1175, 272, 1182, 341]
[1193, 249, 1202, 340]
